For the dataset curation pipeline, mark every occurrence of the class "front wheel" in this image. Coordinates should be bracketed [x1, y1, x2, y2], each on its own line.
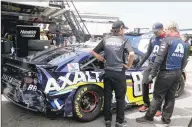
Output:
[73, 85, 104, 122]
[175, 75, 185, 97]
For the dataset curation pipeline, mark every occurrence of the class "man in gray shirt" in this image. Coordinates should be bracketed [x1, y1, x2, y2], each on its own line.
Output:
[92, 20, 134, 127]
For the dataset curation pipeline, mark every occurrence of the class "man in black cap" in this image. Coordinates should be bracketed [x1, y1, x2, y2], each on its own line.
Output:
[92, 20, 134, 127]
[136, 21, 189, 124]
[136, 22, 166, 117]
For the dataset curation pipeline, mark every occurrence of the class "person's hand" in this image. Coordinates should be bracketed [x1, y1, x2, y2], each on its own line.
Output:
[123, 64, 128, 69]
[147, 74, 154, 84]
[123, 64, 131, 69]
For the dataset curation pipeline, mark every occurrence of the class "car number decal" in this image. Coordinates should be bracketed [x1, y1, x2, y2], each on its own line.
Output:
[138, 39, 150, 54]
[131, 72, 155, 97]
[131, 72, 143, 96]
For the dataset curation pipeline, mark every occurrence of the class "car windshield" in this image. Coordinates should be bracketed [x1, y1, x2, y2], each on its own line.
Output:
[130, 32, 154, 49]
[140, 32, 154, 39]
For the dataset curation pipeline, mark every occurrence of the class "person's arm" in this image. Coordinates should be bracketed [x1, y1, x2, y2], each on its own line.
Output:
[150, 38, 169, 77]
[139, 38, 153, 66]
[91, 40, 105, 62]
[124, 39, 134, 69]
[181, 44, 190, 70]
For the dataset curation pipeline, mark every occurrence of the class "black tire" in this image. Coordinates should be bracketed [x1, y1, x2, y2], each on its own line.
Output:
[175, 74, 185, 97]
[73, 85, 104, 122]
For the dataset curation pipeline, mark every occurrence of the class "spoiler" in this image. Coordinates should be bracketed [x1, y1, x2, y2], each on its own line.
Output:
[2, 55, 37, 72]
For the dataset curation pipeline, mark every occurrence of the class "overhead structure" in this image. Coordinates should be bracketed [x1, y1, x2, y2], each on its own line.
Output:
[48, 0, 91, 42]
[2, 0, 120, 39]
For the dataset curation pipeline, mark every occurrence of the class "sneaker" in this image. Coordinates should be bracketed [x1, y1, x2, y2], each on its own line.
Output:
[155, 111, 161, 117]
[161, 117, 171, 124]
[105, 120, 111, 127]
[136, 116, 154, 123]
[138, 105, 148, 112]
[115, 120, 127, 127]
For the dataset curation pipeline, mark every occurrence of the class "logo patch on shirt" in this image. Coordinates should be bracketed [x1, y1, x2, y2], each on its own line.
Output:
[105, 41, 122, 50]
[172, 43, 184, 57]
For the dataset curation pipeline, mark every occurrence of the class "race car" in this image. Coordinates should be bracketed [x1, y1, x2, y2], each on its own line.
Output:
[1, 41, 186, 122]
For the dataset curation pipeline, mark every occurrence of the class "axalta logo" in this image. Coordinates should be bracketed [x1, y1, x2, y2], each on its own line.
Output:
[20, 30, 36, 37]
[172, 43, 184, 57]
[44, 71, 102, 94]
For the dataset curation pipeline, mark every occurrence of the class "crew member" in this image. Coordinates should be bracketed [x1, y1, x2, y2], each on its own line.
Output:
[136, 21, 189, 124]
[47, 31, 53, 40]
[40, 29, 48, 40]
[181, 33, 190, 67]
[181, 34, 190, 48]
[92, 20, 134, 127]
[136, 22, 166, 117]
[53, 31, 64, 47]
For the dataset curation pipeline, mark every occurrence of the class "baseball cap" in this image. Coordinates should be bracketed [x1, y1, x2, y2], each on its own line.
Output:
[112, 20, 128, 29]
[151, 22, 164, 32]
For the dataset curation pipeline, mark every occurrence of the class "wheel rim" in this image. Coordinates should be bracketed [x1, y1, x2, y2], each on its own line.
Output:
[80, 91, 98, 113]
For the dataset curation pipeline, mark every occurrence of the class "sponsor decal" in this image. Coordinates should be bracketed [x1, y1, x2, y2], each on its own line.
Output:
[2, 74, 22, 86]
[67, 63, 80, 72]
[172, 43, 184, 57]
[20, 30, 36, 37]
[75, 87, 88, 118]
[44, 71, 101, 94]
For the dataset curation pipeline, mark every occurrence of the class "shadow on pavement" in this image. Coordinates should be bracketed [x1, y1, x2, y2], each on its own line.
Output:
[176, 89, 192, 100]
[124, 107, 192, 127]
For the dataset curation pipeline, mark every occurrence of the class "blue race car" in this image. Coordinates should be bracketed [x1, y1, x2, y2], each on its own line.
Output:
[1, 39, 186, 122]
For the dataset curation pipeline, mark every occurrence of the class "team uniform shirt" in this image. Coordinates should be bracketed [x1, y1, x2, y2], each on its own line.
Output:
[93, 35, 133, 72]
[139, 34, 166, 66]
[151, 34, 189, 76]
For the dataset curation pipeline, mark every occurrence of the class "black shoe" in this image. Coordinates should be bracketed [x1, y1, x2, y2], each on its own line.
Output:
[136, 116, 154, 123]
[161, 117, 171, 124]
[105, 120, 111, 127]
[115, 120, 127, 127]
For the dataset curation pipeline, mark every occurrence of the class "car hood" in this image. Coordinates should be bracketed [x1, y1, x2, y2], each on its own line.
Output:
[27, 45, 84, 64]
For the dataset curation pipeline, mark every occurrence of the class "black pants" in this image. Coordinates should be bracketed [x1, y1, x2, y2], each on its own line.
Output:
[145, 69, 182, 121]
[142, 64, 162, 111]
[103, 70, 126, 123]
[142, 65, 153, 107]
